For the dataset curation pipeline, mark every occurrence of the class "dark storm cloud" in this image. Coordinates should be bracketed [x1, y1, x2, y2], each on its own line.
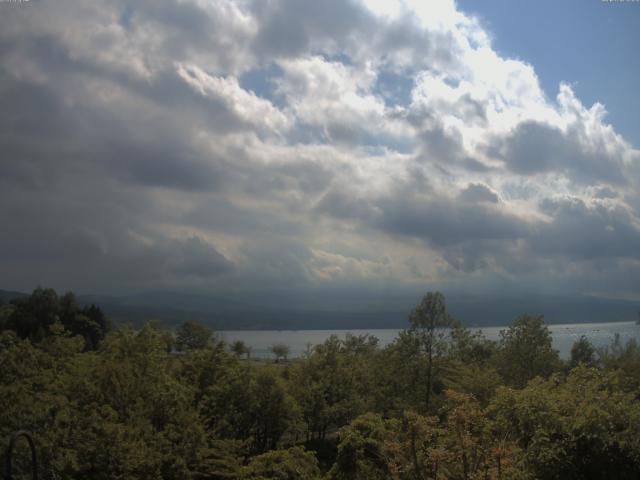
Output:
[315, 176, 640, 275]
[410, 117, 491, 171]
[0, 186, 235, 292]
[0, 41, 239, 292]
[106, 141, 227, 192]
[494, 121, 626, 184]
[315, 171, 530, 253]
[166, 236, 235, 278]
[417, 125, 465, 165]
[315, 187, 377, 221]
[244, 160, 335, 198]
[183, 197, 304, 236]
[237, 239, 314, 287]
[375, 194, 529, 247]
[533, 197, 640, 261]
[0, 70, 229, 193]
[439, 239, 513, 273]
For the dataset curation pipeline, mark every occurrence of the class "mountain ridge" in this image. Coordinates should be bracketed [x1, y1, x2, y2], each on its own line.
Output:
[2, 288, 639, 330]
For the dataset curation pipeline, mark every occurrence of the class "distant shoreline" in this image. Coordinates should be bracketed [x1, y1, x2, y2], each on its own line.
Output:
[217, 320, 638, 332]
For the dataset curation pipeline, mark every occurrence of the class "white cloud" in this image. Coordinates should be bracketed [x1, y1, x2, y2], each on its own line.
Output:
[176, 63, 290, 134]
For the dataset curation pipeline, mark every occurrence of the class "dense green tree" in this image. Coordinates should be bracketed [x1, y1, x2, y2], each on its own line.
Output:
[253, 371, 299, 452]
[342, 333, 379, 355]
[191, 438, 244, 479]
[0, 302, 15, 331]
[368, 394, 527, 480]
[449, 324, 497, 365]
[176, 320, 213, 351]
[597, 337, 640, 391]
[241, 446, 321, 480]
[7, 287, 60, 341]
[79, 303, 110, 347]
[2, 288, 109, 350]
[270, 343, 290, 363]
[569, 335, 596, 369]
[444, 325, 502, 406]
[58, 292, 110, 350]
[490, 366, 640, 479]
[200, 360, 258, 441]
[438, 390, 526, 480]
[374, 330, 426, 415]
[290, 335, 367, 441]
[408, 291, 457, 410]
[496, 314, 561, 388]
[328, 413, 394, 480]
[230, 339, 250, 358]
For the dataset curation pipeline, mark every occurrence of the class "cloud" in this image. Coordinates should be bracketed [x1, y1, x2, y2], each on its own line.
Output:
[533, 196, 640, 261]
[493, 120, 626, 184]
[1, 0, 639, 303]
[250, 0, 370, 60]
[176, 63, 290, 134]
[374, 192, 529, 247]
[275, 56, 386, 144]
[458, 183, 499, 204]
[166, 236, 235, 278]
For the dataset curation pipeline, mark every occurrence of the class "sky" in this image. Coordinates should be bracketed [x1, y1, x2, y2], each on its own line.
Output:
[1, 0, 639, 307]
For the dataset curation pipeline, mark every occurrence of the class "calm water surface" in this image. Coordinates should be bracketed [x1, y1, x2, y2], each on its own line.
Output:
[220, 321, 640, 360]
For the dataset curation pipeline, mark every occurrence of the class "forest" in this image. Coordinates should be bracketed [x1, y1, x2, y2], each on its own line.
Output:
[2, 288, 640, 479]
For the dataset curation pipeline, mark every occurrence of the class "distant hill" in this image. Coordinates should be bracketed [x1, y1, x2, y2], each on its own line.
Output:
[0, 289, 28, 303]
[2, 288, 639, 330]
[77, 291, 408, 330]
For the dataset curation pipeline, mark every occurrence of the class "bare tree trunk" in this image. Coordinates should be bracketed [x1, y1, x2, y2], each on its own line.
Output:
[425, 323, 434, 410]
[410, 428, 424, 480]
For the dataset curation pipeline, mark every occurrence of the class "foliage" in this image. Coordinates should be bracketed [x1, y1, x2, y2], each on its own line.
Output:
[409, 292, 458, 410]
[2, 287, 639, 479]
[374, 329, 431, 415]
[490, 366, 640, 479]
[2, 288, 110, 350]
[175, 320, 213, 351]
[289, 335, 372, 441]
[270, 343, 290, 363]
[330, 393, 526, 480]
[496, 314, 561, 388]
[596, 337, 640, 390]
[328, 413, 394, 480]
[569, 335, 596, 368]
[230, 340, 250, 358]
[241, 446, 321, 480]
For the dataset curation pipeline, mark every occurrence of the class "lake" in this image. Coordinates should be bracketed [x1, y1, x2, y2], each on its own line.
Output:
[219, 321, 640, 360]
